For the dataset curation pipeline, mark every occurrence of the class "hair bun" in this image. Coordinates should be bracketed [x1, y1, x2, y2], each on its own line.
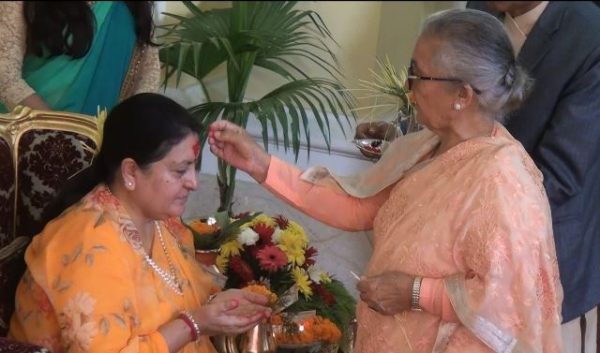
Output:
[503, 64, 516, 87]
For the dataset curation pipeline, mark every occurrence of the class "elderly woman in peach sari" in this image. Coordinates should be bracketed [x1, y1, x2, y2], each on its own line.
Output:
[207, 8, 563, 353]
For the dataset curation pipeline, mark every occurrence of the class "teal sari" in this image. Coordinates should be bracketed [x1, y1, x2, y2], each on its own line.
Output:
[0, 2, 136, 115]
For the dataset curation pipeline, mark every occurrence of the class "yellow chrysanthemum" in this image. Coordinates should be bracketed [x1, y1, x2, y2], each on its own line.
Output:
[286, 221, 308, 247]
[278, 230, 305, 250]
[220, 240, 243, 258]
[277, 231, 305, 266]
[291, 267, 312, 297]
[319, 273, 332, 284]
[216, 255, 229, 273]
[285, 246, 305, 266]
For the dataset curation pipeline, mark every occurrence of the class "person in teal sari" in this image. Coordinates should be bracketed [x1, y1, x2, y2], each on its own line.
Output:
[0, 1, 160, 116]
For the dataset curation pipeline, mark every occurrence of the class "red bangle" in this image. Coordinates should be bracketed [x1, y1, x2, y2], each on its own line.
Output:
[179, 311, 200, 341]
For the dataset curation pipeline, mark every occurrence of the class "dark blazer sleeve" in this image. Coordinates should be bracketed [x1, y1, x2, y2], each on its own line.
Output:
[533, 45, 600, 207]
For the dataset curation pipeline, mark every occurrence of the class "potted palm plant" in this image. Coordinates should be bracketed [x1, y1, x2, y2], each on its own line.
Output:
[351, 56, 418, 159]
[159, 1, 356, 213]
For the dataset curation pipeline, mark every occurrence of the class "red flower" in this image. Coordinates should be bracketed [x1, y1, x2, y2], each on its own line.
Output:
[312, 283, 336, 305]
[229, 256, 255, 283]
[246, 244, 261, 258]
[303, 246, 318, 268]
[305, 246, 318, 258]
[257, 245, 288, 272]
[234, 211, 250, 218]
[273, 215, 289, 230]
[253, 223, 274, 244]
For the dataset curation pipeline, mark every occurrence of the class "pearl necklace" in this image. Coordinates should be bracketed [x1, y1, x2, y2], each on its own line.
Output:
[143, 222, 183, 296]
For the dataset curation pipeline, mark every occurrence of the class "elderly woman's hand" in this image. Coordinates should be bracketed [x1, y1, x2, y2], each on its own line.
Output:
[357, 271, 413, 315]
[193, 289, 272, 336]
[208, 120, 271, 183]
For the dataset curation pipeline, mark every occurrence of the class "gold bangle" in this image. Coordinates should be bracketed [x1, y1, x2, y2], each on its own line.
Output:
[411, 276, 423, 311]
[206, 293, 217, 304]
[179, 310, 201, 342]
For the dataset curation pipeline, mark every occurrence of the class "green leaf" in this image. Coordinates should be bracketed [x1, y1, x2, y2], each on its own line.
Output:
[214, 210, 230, 229]
[159, 1, 357, 212]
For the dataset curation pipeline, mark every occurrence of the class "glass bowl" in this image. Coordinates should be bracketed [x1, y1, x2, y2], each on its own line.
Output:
[277, 342, 323, 353]
[352, 138, 390, 159]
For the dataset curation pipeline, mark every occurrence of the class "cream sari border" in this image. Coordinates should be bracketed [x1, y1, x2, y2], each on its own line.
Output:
[300, 128, 440, 198]
[445, 275, 532, 353]
[431, 322, 458, 353]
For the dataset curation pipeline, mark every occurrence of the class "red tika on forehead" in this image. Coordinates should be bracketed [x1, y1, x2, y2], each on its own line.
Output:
[192, 141, 200, 158]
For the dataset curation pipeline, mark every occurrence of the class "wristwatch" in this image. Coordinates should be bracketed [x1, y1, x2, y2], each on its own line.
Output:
[411, 276, 423, 311]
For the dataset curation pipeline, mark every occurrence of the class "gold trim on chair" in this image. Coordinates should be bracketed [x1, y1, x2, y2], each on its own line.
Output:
[0, 106, 100, 239]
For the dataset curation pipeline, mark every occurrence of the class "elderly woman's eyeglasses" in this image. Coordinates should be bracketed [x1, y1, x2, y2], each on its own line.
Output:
[407, 64, 481, 94]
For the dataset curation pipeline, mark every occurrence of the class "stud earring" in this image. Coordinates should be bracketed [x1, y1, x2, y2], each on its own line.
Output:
[126, 181, 133, 188]
[453, 103, 462, 111]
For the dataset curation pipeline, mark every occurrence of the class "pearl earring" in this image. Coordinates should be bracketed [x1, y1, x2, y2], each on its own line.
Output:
[453, 103, 462, 111]
[126, 181, 133, 188]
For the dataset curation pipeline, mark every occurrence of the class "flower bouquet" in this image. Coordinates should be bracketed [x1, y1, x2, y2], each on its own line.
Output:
[216, 213, 356, 351]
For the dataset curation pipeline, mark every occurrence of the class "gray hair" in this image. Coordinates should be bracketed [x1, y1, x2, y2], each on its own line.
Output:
[421, 9, 533, 121]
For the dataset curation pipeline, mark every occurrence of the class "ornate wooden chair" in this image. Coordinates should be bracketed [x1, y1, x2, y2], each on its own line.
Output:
[0, 106, 100, 350]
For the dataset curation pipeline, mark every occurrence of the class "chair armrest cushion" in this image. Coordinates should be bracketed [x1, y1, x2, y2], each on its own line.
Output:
[0, 337, 47, 352]
[0, 236, 29, 336]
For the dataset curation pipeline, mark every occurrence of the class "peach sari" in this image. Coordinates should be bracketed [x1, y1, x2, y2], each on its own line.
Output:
[9, 185, 217, 353]
[263, 123, 562, 352]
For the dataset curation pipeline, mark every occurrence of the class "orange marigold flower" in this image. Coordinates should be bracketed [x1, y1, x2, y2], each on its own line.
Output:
[275, 315, 341, 345]
[242, 284, 278, 305]
[270, 313, 283, 325]
[188, 219, 219, 235]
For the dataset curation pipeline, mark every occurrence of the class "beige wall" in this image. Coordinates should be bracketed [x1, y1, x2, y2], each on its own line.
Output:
[158, 1, 461, 110]
[376, 1, 463, 72]
[305, 1, 382, 90]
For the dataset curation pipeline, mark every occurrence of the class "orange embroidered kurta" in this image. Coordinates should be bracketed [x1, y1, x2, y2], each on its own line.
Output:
[9, 185, 217, 353]
[263, 124, 563, 352]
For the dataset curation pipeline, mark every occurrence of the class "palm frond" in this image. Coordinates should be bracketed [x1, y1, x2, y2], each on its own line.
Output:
[186, 78, 354, 159]
[159, 1, 356, 212]
[354, 56, 414, 120]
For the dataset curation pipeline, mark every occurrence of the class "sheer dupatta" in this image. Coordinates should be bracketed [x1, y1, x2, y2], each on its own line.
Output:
[302, 123, 563, 352]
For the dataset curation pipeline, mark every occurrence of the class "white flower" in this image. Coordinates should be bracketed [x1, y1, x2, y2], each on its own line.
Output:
[272, 228, 284, 244]
[238, 227, 259, 246]
[307, 265, 326, 284]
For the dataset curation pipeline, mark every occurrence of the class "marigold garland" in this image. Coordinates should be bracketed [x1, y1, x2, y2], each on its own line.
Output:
[274, 315, 342, 345]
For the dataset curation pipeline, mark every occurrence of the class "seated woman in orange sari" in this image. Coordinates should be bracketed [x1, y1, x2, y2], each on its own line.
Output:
[9, 93, 271, 353]
[207, 9, 563, 353]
